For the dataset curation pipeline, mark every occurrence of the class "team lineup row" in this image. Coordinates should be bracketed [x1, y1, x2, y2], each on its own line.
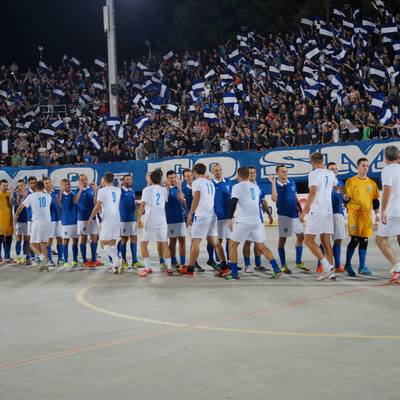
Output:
[0, 145, 399, 283]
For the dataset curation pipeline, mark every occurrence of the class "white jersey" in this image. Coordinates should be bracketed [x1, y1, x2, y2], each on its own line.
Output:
[381, 163, 400, 217]
[308, 168, 337, 214]
[22, 192, 52, 222]
[231, 181, 261, 224]
[141, 185, 167, 228]
[192, 177, 215, 218]
[96, 186, 121, 222]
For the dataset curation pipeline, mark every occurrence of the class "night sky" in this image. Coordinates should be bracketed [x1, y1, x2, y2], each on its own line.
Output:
[1, 0, 176, 69]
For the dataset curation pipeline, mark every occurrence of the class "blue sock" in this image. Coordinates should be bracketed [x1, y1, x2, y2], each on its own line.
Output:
[64, 244, 68, 262]
[23, 241, 28, 257]
[0, 242, 2, 258]
[72, 244, 78, 262]
[171, 256, 177, 265]
[359, 248, 367, 271]
[130, 242, 137, 263]
[244, 256, 251, 266]
[345, 244, 356, 266]
[120, 243, 127, 261]
[47, 246, 53, 261]
[269, 259, 280, 272]
[160, 258, 165, 264]
[80, 243, 87, 262]
[225, 240, 230, 260]
[5, 239, 11, 259]
[179, 255, 186, 265]
[90, 242, 97, 262]
[57, 244, 63, 261]
[295, 246, 303, 264]
[278, 248, 286, 267]
[333, 243, 341, 268]
[255, 255, 262, 267]
[16, 240, 22, 256]
[229, 262, 238, 278]
[207, 243, 214, 263]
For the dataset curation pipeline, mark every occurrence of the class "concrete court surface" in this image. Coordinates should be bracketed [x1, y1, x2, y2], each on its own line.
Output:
[0, 226, 399, 400]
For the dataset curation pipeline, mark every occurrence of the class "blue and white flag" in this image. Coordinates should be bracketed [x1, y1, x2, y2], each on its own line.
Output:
[268, 65, 280, 78]
[228, 49, 240, 60]
[254, 59, 266, 68]
[50, 119, 65, 129]
[187, 59, 199, 68]
[300, 18, 313, 27]
[203, 112, 218, 123]
[70, 57, 81, 67]
[362, 82, 376, 94]
[362, 19, 376, 31]
[369, 66, 387, 80]
[319, 27, 334, 38]
[1, 139, 8, 154]
[52, 88, 65, 97]
[370, 92, 384, 111]
[80, 93, 92, 103]
[134, 116, 151, 130]
[333, 9, 346, 18]
[94, 58, 106, 69]
[93, 82, 105, 91]
[39, 128, 55, 136]
[192, 80, 205, 93]
[227, 64, 237, 74]
[38, 61, 50, 71]
[82, 68, 90, 78]
[220, 73, 233, 82]
[379, 107, 392, 125]
[393, 41, 400, 54]
[0, 117, 11, 128]
[137, 62, 148, 71]
[158, 84, 168, 99]
[223, 92, 237, 106]
[133, 93, 142, 104]
[305, 46, 320, 59]
[330, 74, 344, 90]
[205, 69, 216, 79]
[163, 51, 174, 61]
[233, 103, 244, 118]
[342, 20, 354, 30]
[381, 24, 398, 35]
[280, 64, 295, 73]
[0, 89, 8, 98]
[166, 104, 178, 113]
[106, 117, 121, 127]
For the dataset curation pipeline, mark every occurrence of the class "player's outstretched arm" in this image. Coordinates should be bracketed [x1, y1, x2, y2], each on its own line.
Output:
[88, 201, 102, 224]
[187, 192, 200, 226]
[137, 202, 145, 229]
[268, 175, 277, 202]
[299, 186, 317, 223]
[14, 202, 25, 221]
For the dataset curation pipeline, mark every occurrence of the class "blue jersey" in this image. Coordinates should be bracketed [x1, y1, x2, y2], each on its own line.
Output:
[276, 179, 299, 218]
[61, 192, 77, 225]
[212, 178, 232, 220]
[76, 187, 95, 221]
[181, 180, 193, 217]
[332, 179, 344, 215]
[165, 186, 185, 224]
[119, 186, 136, 222]
[13, 192, 28, 223]
[49, 189, 61, 222]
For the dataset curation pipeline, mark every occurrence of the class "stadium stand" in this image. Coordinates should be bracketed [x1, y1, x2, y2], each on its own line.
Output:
[0, 1, 399, 167]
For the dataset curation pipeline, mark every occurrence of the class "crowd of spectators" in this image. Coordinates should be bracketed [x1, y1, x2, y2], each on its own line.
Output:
[0, 1, 400, 167]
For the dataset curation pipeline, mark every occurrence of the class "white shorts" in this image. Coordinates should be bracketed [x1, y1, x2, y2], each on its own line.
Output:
[217, 219, 230, 239]
[278, 215, 303, 237]
[142, 225, 168, 242]
[27, 221, 32, 236]
[230, 222, 265, 243]
[77, 220, 99, 236]
[377, 217, 400, 237]
[62, 224, 79, 239]
[191, 215, 218, 239]
[120, 221, 137, 236]
[15, 222, 28, 236]
[305, 212, 334, 235]
[99, 221, 120, 241]
[167, 222, 186, 238]
[333, 214, 346, 241]
[49, 221, 63, 238]
[30, 221, 51, 243]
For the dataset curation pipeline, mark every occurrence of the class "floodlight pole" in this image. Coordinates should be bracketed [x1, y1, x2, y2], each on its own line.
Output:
[104, 0, 119, 116]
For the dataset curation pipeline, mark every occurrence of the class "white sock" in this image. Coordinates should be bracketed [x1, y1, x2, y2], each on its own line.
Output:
[165, 258, 172, 269]
[320, 258, 332, 272]
[144, 257, 151, 269]
[38, 254, 45, 262]
[392, 263, 400, 273]
[108, 245, 119, 266]
[103, 245, 111, 263]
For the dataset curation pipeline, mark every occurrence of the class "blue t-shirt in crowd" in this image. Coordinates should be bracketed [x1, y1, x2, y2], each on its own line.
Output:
[181, 180, 193, 217]
[332, 179, 344, 215]
[165, 186, 185, 224]
[119, 186, 136, 223]
[61, 192, 77, 225]
[49, 189, 61, 222]
[76, 187, 95, 221]
[13, 192, 28, 223]
[276, 179, 299, 218]
[212, 178, 232, 220]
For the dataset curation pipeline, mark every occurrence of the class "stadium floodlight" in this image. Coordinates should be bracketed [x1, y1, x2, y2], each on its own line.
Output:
[103, 0, 119, 117]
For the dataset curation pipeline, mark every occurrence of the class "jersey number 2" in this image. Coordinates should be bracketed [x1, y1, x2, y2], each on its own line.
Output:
[112, 192, 116, 203]
[155, 193, 160, 205]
